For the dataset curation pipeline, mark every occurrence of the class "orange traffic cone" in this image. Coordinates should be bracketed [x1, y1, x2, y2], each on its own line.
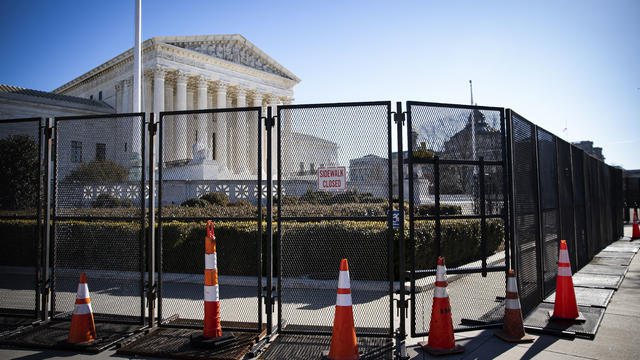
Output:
[549, 240, 585, 322]
[632, 211, 640, 239]
[326, 259, 359, 360]
[67, 273, 97, 344]
[495, 270, 534, 343]
[191, 221, 235, 349]
[418, 257, 464, 355]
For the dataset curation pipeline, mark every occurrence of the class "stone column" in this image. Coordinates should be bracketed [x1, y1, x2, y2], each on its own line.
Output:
[235, 88, 249, 174]
[115, 82, 123, 113]
[175, 71, 188, 160]
[152, 66, 165, 114]
[215, 82, 228, 170]
[282, 97, 294, 176]
[193, 76, 209, 160]
[268, 95, 279, 177]
[123, 78, 131, 113]
[250, 92, 262, 175]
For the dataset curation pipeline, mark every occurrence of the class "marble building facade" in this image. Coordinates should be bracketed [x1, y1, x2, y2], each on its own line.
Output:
[54, 34, 337, 181]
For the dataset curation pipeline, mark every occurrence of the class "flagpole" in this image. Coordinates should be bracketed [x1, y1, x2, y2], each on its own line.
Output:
[133, 0, 141, 112]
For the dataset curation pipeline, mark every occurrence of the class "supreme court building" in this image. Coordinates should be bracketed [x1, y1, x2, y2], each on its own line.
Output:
[52, 34, 338, 180]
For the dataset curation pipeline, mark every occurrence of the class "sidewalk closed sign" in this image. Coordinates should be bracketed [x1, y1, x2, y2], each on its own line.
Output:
[317, 166, 346, 191]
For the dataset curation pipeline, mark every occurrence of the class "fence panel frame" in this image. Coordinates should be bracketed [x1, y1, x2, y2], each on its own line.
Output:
[50, 112, 147, 326]
[406, 101, 509, 337]
[156, 107, 264, 333]
[276, 101, 394, 338]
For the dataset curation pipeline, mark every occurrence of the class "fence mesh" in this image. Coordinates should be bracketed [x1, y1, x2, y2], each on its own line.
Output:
[536, 128, 559, 297]
[556, 139, 576, 272]
[509, 112, 540, 315]
[277, 102, 392, 336]
[52, 115, 145, 323]
[0, 118, 42, 316]
[571, 147, 589, 268]
[158, 109, 262, 331]
[406, 103, 506, 335]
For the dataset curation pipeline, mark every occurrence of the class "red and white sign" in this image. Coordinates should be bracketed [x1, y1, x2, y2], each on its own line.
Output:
[317, 166, 346, 191]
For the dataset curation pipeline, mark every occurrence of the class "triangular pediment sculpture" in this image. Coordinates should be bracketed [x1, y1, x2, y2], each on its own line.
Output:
[157, 35, 298, 81]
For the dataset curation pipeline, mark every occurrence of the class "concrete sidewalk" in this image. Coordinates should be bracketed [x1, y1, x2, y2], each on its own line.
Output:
[404, 224, 640, 360]
[1, 225, 638, 359]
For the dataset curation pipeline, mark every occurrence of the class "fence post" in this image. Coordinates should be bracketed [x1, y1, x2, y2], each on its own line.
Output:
[147, 113, 157, 327]
[41, 117, 53, 321]
[266, 106, 274, 335]
[479, 157, 487, 277]
[394, 101, 409, 360]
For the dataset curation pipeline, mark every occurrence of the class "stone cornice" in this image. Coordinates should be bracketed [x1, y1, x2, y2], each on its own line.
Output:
[53, 35, 300, 95]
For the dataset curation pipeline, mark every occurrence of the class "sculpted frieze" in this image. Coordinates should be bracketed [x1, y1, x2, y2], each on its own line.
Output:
[170, 40, 290, 80]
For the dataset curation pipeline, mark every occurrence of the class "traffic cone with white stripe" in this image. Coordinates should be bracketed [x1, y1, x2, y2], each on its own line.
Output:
[495, 270, 534, 343]
[418, 257, 464, 355]
[190, 221, 235, 349]
[632, 211, 640, 239]
[549, 240, 585, 323]
[326, 259, 359, 360]
[67, 273, 97, 344]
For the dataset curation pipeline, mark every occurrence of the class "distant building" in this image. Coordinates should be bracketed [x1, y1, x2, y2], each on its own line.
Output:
[0, 84, 114, 119]
[573, 140, 605, 162]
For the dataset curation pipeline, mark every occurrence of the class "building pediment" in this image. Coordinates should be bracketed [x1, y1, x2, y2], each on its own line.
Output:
[156, 35, 300, 82]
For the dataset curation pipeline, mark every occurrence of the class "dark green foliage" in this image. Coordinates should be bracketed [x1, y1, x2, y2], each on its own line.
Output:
[180, 198, 209, 207]
[200, 192, 230, 206]
[415, 203, 462, 216]
[299, 189, 334, 205]
[299, 189, 386, 205]
[228, 200, 252, 207]
[274, 195, 299, 205]
[0, 217, 504, 278]
[91, 193, 133, 208]
[65, 160, 129, 182]
[0, 135, 39, 210]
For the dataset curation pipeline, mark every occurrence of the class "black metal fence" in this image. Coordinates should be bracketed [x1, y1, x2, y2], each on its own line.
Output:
[0, 118, 43, 321]
[51, 113, 147, 325]
[506, 110, 623, 315]
[157, 108, 264, 333]
[0, 100, 626, 350]
[276, 102, 394, 337]
[404, 103, 509, 337]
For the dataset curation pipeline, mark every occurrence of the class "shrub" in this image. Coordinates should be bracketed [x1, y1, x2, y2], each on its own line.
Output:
[91, 194, 133, 208]
[0, 135, 39, 210]
[415, 203, 462, 216]
[299, 189, 334, 205]
[274, 195, 299, 205]
[65, 160, 129, 182]
[200, 192, 230, 206]
[180, 198, 209, 207]
[228, 200, 252, 207]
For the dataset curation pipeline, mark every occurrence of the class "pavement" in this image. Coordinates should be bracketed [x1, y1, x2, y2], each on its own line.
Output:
[0, 225, 638, 359]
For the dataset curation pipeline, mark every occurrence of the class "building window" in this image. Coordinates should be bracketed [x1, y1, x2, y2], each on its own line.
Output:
[89, 95, 93, 100]
[310, 163, 315, 174]
[71, 141, 82, 163]
[98, 91, 103, 101]
[95, 143, 106, 161]
[124, 142, 127, 152]
[299, 162, 305, 175]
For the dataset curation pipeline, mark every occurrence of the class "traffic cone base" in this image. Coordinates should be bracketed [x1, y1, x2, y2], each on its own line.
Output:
[548, 310, 586, 323]
[495, 330, 535, 343]
[418, 341, 465, 356]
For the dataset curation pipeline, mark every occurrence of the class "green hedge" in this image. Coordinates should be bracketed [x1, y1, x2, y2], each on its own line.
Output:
[0, 218, 504, 278]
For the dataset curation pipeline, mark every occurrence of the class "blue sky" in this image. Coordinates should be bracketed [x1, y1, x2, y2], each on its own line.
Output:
[1, 0, 638, 168]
